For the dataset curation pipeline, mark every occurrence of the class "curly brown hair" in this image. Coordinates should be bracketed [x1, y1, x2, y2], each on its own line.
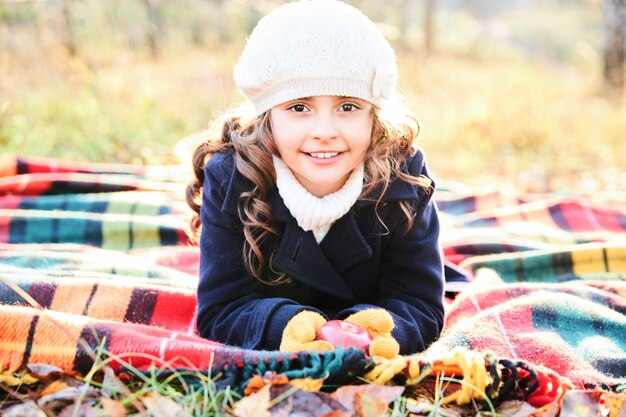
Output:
[185, 101, 432, 285]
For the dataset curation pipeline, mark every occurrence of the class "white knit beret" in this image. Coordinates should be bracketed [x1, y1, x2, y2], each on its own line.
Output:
[233, 0, 398, 116]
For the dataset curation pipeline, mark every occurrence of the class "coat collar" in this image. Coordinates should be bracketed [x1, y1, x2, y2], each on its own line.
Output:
[218, 154, 427, 300]
[221, 158, 425, 218]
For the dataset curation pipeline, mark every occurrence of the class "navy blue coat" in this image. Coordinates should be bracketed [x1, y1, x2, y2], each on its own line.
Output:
[197, 149, 445, 354]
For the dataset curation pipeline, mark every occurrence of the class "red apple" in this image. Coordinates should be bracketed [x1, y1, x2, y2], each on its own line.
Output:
[316, 320, 372, 352]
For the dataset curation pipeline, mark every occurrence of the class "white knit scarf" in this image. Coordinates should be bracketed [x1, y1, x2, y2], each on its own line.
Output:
[272, 155, 364, 243]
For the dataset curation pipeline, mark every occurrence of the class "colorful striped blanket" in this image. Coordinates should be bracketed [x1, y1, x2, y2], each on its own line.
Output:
[1, 156, 625, 410]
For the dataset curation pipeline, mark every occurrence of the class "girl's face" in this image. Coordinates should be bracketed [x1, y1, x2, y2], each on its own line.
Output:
[270, 96, 373, 197]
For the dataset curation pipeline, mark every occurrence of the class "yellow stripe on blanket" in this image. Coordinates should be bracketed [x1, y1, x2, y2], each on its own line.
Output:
[572, 244, 626, 275]
[606, 246, 626, 273]
[130, 220, 161, 250]
[87, 284, 134, 322]
[102, 218, 131, 250]
[105, 199, 138, 216]
[29, 311, 87, 370]
[0, 306, 34, 369]
[50, 283, 95, 315]
[101, 215, 162, 250]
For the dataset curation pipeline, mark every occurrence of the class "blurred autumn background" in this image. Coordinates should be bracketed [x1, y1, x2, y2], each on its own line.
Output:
[1, 0, 625, 193]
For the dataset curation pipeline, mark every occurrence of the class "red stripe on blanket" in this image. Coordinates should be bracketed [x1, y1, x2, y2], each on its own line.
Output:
[559, 201, 601, 231]
[461, 306, 604, 388]
[106, 324, 221, 371]
[0, 195, 22, 209]
[150, 291, 197, 332]
[446, 287, 535, 328]
[0, 215, 10, 242]
[16, 157, 144, 176]
[0, 175, 52, 197]
[593, 205, 626, 231]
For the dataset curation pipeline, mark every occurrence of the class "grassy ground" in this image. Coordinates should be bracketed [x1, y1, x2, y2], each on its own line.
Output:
[1, 2, 625, 194]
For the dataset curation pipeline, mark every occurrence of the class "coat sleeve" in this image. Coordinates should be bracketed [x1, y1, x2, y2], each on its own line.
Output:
[196, 153, 323, 350]
[336, 153, 445, 353]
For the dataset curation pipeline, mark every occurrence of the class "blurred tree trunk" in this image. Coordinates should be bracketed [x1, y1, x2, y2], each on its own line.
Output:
[398, 0, 411, 49]
[423, 0, 434, 54]
[143, 0, 164, 58]
[210, 0, 229, 43]
[602, 0, 625, 91]
[60, 0, 77, 55]
[188, 0, 205, 46]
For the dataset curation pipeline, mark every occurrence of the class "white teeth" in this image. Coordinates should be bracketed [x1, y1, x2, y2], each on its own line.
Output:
[309, 152, 339, 159]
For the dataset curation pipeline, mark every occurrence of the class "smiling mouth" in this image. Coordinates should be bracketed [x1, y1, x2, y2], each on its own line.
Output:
[306, 152, 340, 159]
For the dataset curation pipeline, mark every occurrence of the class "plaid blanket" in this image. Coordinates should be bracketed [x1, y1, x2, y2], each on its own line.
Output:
[1, 156, 625, 409]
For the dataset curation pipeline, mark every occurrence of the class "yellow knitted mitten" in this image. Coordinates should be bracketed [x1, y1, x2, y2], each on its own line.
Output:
[345, 309, 400, 359]
[279, 311, 334, 352]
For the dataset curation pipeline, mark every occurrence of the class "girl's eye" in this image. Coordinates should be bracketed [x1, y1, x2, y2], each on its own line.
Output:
[288, 103, 308, 112]
[339, 102, 359, 112]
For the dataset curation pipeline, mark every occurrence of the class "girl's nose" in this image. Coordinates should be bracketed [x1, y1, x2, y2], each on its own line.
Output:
[310, 113, 339, 141]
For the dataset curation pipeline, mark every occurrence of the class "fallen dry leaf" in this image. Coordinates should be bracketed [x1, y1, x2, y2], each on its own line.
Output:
[495, 400, 537, 417]
[244, 373, 290, 395]
[405, 398, 464, 417]
[27, 363, 70, 380]
[353, 391, 389, 417]
[38, 380, 70, 397]
[559, 390, 605, 416]
[234, 384, 271, 417]
[0, 369, 38, 386]
[2, 401, 47, 417]
[100, 397, 127, 417]
[139, 392, 183, 417]
[37, 385, 100, 407]
[606, 391, 626, 417]
[58, 402, 101, 417]
[529, 399, 560, 417]
[289, 377, 325, 392]
[331, 385, 404, 410]
[319, 410, 353, 417]
[267, 384, 348, 417]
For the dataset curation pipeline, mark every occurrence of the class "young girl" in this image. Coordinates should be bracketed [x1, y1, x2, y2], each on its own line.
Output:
[186, 0, 444, 358]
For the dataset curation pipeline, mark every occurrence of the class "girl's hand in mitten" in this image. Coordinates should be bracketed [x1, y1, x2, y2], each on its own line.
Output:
[316, 320, 373, 352]
[279, 311, 334, 352]
[345, 309, 400, 359]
